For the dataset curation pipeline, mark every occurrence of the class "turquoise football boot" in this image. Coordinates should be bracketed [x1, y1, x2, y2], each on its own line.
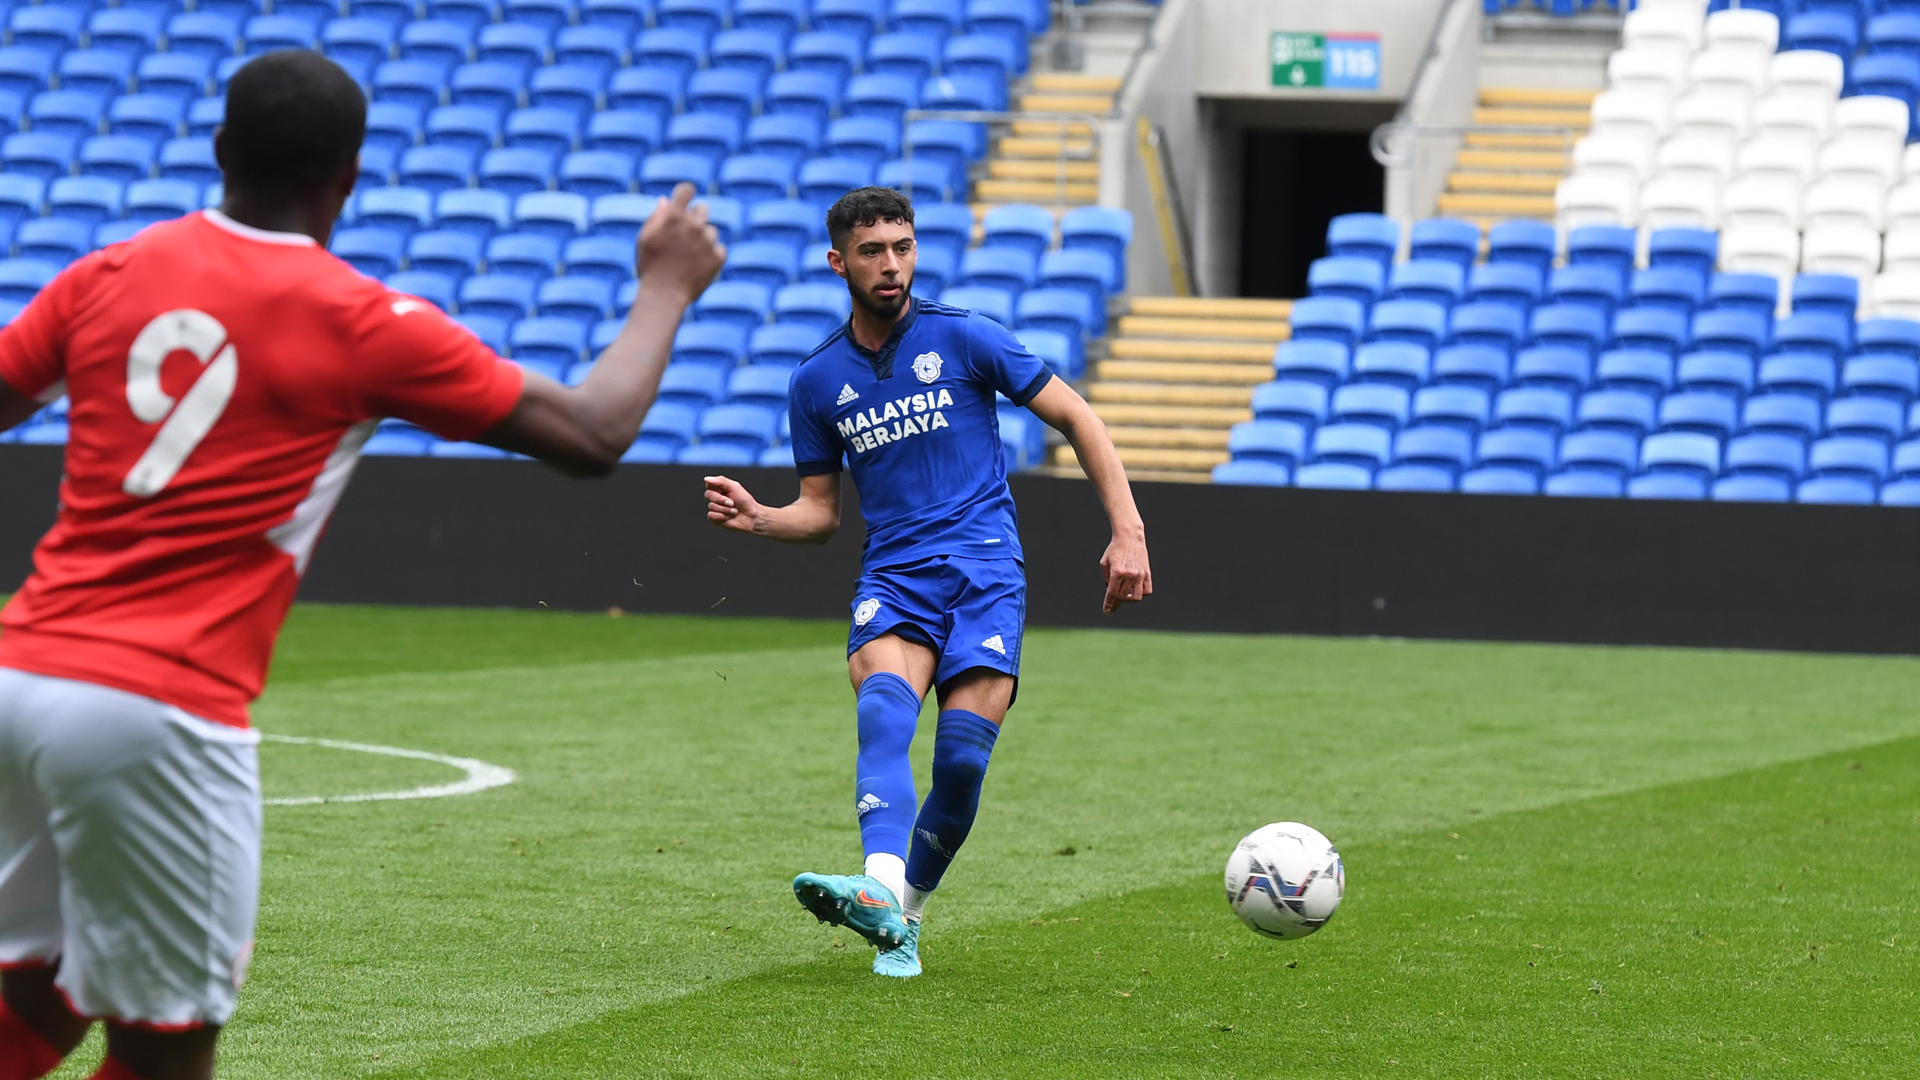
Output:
[872, 919, 921, 978]
[792, 872, 907, 949]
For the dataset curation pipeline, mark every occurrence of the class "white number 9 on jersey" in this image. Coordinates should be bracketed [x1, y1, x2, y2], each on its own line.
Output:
[123, 309, 238, 498]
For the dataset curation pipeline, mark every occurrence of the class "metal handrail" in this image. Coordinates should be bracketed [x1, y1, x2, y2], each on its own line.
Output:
[1371, 121, 1580, 169]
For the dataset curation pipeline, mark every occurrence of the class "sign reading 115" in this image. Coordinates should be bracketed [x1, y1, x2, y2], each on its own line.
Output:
[1269, 31, 1380, 91]
[1324, 34, 1380, 89]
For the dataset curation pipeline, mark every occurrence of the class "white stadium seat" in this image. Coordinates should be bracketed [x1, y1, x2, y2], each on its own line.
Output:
[1883, 228, 1920, 273]
[1886, 182, 1920, 234]
[1817, 138, 1902, 192]
[1830, 96, 1912, 150]
[1572, 134, 1656, 186]
[1704, 8, 1780, 59]
[1749, 92, 1832, 150]
[1768, 50, 1846, 102]
[1623, 5, 1706, 61]
[1590, 90, 1674, 147]
[1735, 136, 1816, 187]
[1871, 269, 1920, 320]
[1801, 224, 1883, 279]
[1654, 136, 1735, 184]
[1639, 174, 1722, 230]
[1720, 175, 1802, 230]
[1802, 178, 1886, 233]
[1607, 48, 1690, 99]
[1635, 0, 1708, 11]
[1903, 143, 1920, 182]
[1689, 49, 1769, 102]
[1671, 90, 1751, 146]
[1719, 222, 1801, 283]
[1556, 174, 1639, 232]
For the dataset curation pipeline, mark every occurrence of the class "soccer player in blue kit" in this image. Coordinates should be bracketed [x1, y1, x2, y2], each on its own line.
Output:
[703, 187, 1151, 978]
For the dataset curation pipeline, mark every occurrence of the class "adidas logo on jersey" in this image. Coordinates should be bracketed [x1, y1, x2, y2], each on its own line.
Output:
[981, 634, 1006, 655]
[837, 384, 860, 405]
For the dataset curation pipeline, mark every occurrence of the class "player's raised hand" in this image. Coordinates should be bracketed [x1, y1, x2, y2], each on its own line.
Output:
[1100, 531, 1152, 615]
[636, 182, 726, 303]
[705, 474, 764, 533]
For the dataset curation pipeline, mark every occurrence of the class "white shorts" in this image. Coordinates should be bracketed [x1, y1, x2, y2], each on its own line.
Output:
[0, 667, 261, 1028]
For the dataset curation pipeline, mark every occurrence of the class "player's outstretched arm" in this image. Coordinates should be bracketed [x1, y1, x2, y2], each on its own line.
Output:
[1026, 376, 1152, 614]
[481, 183, 725, 476]
[705, 472, 841, 543]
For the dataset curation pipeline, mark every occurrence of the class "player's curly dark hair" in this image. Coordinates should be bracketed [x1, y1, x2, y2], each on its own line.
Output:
[826, 187, 916, 249]
[221, 50, 367, 196]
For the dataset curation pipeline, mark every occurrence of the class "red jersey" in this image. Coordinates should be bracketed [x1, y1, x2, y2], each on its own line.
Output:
[0, 210, 525, 727]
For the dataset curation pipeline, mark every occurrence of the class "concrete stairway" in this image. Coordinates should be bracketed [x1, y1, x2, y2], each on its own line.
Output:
[970, 73, 1116, 223]
[1436, 85, 1593, 228]
[1051, 297, 1291, 483]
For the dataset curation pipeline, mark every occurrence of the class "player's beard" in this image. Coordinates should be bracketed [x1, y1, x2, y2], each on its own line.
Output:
[853, 272, 913, 323]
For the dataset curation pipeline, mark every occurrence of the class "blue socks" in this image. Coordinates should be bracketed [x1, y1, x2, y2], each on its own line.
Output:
[854, 672, 921, 859]
[905, 709, 1000, 894]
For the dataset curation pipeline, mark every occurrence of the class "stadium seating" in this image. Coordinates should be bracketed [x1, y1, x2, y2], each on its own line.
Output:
[0, 0, 1124, 470]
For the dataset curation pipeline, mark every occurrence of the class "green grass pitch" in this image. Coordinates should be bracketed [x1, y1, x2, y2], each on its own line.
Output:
[41, 604, 1920, 1078]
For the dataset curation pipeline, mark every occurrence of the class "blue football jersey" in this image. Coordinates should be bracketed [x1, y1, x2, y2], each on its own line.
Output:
[789, 298, 1053, 571]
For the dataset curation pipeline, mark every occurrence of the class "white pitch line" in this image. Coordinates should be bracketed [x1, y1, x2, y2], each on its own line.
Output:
[260, 734, 515, 806]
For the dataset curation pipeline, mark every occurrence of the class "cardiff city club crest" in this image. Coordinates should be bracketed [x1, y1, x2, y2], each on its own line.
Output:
[912, 351, 942, 384]
[854, 598, 881, 626]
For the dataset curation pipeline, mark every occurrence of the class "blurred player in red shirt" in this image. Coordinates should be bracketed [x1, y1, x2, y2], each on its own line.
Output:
[0, 51, 723, 1080]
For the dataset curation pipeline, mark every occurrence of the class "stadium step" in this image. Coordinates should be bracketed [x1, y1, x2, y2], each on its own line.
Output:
[975, 178, 1102, 203]
[1090, 382, 1255, 407]
[1100, 425, 1231, 450]
[1095, 360, 1272, 385]
[1027, 73, 1123, 95]
[1108, 339, 1279, 362]
[1454, 149, 1569, 171]
[1420, 85, 1589, 230]
[1093, 402, 1252, 427]
[1477, 87, 1598, 108]
[1447, 171, 1563, 194]
[1128, 297, 1292, 319]
[1116, 315, 1289, 343]
[1054, 443, 1229, 473]
[1435, 192, 1558, 217]
[1469, 105, 1590, 129]
[988, 159, 1102, 181]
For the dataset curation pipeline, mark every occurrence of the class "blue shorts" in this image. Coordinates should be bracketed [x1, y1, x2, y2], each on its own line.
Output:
[847, 555, 1026, 690]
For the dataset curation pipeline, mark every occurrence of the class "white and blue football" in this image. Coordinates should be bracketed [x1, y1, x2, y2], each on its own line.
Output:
[1223, 822, 1344, 939]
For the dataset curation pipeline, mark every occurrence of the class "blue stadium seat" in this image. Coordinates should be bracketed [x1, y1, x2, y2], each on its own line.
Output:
[324, 17, 399, 68]
[1757, 352, 1837, 401]
[736, 0, 806, 41]
[375, 60, 451, 110]
[487, 231, 563, 279]
[744, 198, 821, 248]
[1308, 255, 1385, 309]
[773, 281, 850, 330]
[93, 220, 144, 249]
[460, 273, 537, 319]
[1447, 302, 1524, 356]
[706, 32, 782, 86]
[1792, 273, 1859, 321]
[507, 0, 579, 31]
[788, 31, 862, 82]
[561, 234, 631, 281]
[1786, 9, 1859, 59]
[538, 276, 615, 322]
[477, 23, 552, 73]
[1369, 298, 1447, 352]
[726, 363, 790, 409]
[980, 205, 1052, 260]
[1859, 318, 1920, 360]
[1710, 272, 1777, 318]
[358, 185, 437, 235]
[1544, 468, 1624, 498]
[1511, 345, 1588, 393]
[0, 258, 57, 303]
[766, 69, 843, 126]
[11, 6, 83, 52]
[1597, 349, 1674, 399]
[1550, 264, 1624, 316]
[45, 175, 121, 228]
[1529, 302, 1607, 357]
[959, 246, 1035, 297]
[1647, 227, 1716, 278]
[914, 201, 974, 256]
[1379, 426, 1473, 491]
[333, 227, 408, 277]
[450, 61, 526, 112]
[868, 32, 940, 82]
[1408, 218, 1478, 271]
[1828, 395, 1906, 443]
[746, 113, 822, 164]
[638, 149, 715, 195]
[658, 0, 727, 35]
[687, 68, 764, 123]
[1566, 225, 1636, 283]
[877, 156, 950, 202]
[1744, 393, 1823, 442]
[1289, 296, 1365, 350]
[511, 316, 589, 374]
[526, 64, 604, 117]
[1227, 419, 1308, 468]
[1411, 383, 1490, 433]
[1724, 430, 1806, 482]
[1710, 472, 1792, 503]
[78, 135, 155, 184]
[905, 119, 982, 176]
[1843, 354, 1920, 404]
[723, 238, 800, 288]
[400, 144, 475, 194]
[1301, 422, 1391, 486]
[364, 101, 423, 154]
[750, 321, 824, 366]
[553, 26, 627, 78]
[921, 72, 1001, 111]
[163, 12, 239, 59]
[245, 14, 319, 54]
[1331, 382, 1411, 431]
[1496, 384, 1576, 434]
[669, 322, 749, 367]
[505, 106, 580, 158]
[560, 148, 636, 197]
[944, 33, 1016, 85]
[1773, 311, 1851, 360]
[1016, 325, 1076, 379]
[1809, 434, 1890, 483]
[17, 218, 89, 266]
[1578, 387, 1658, 436]
[1251, 380, 1328, 430]
[1210, 460, 1292, 487]
[29, 91, 106, 139]
[400, 20, 476, 66]
[1014, 287, 1090, 339]
[700, 402, 781, 451]
[607, 67, 683, 121]
[1676, 350, 1756, 401]
[939, 284, 1010, 325]
[585, 110, 662, 157]
[409, 229, 485, 281]
[1632, 267, 1706, 315]
[698, 195, 745, 244]
[796, 155, 872, 208]
[386, 271, 460, 312]
[0, 48, 56, 101]
[1430, 344, 1507, 391]
[1557, 427, 1638, 479]
[89, 9, 163, 58]
[895, 0, 962, 44]
[634, 27, 708, 77]
[427, 103, 504, 155]
[515, 189, 590, 236]
[588, 191, 652, 241]
[1271, 339, 1349, 388]
[814, 0, 884, 44]
[827, 115, 901, 164]
[631, 401, 699, 456]
[1325, 212, 1398, 268]
[1691, 308, 1771, 359]
[2, 132, 74, 179]
[364, 144, 398, 186]
[1659, 391, 1739, 441]
[58, 50, 134, 100]
[1347, 340, 1425, 391]
[1388, 259, 1464, 309]
[659, 362, 729, 407]
[1612, 306, 1689, 357]
[691, 279, 772, 327]
[438, 187, 514, 238]
[1487, 220, 1555, 273]
[961, 0, 1032, 73]
[125, 178, 198, 223]
[844, 73, 920, 126]
[665, 112, 742, 166]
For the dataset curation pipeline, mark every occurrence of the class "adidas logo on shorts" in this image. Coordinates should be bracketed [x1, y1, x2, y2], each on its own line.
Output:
[837, 384, 860, 405]
[981, 634, 1006, 655]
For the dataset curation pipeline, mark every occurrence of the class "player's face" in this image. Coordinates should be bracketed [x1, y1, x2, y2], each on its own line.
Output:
[830, 219, 917, 321]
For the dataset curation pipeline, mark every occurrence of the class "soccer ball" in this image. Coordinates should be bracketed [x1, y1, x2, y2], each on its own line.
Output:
[1223, 822, 1344, 939]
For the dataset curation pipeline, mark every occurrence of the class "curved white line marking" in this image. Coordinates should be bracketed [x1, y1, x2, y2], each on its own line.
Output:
[260, 734, 515, 806]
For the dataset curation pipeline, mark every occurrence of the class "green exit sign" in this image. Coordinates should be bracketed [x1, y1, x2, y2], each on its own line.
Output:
[1271, 31, 1381, 90]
